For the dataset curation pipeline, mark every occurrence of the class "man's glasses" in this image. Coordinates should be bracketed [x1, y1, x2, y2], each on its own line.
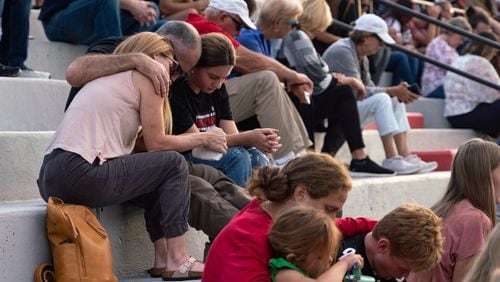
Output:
[228, 13, 244, 31]
[166, 56, 183, 77]
[289, 20, 299, 29]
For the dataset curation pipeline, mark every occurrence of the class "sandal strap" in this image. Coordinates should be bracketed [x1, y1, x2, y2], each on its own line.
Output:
[178, 256, 197, 274]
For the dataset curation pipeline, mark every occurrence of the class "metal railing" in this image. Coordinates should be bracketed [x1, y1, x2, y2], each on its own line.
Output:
[332, 0, 500, 91]
[375, 0, 500, 49]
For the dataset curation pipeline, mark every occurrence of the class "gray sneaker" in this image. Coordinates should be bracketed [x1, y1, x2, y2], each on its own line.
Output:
[19, 68, 51, 79]
[382, 156, 421, 175]
[403, 154, 438, 173]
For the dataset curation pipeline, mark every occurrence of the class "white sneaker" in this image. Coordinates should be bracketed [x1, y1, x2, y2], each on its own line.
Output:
[404, 154, 438, 173]
[19, 68, 51, 79]
[382, 156, 421, 175]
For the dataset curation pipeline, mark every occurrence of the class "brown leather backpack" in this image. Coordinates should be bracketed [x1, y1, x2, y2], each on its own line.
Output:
[42, 197, 118, 282]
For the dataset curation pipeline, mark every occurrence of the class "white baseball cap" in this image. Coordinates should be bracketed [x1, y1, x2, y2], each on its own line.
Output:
[208, 0, 257, 30]
[354, 14, 395, 44]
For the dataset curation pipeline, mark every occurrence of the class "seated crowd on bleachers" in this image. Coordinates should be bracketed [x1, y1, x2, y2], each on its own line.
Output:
[2, 0, 500, 280]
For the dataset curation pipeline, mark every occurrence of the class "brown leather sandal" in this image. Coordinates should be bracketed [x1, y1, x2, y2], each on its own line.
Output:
[161, 256, 203, 281]
[148, 267, 165, 278]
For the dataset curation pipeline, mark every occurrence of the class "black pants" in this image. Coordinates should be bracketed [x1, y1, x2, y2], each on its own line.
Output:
[447, 101, 500, 138]
[289, 83, 365, 154]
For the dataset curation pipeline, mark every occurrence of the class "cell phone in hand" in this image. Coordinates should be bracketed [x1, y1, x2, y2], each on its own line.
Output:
[407, 84, 421, 95]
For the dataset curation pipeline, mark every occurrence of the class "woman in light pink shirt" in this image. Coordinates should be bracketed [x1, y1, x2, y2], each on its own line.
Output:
[37, 32, 217, 279]
[408, 138, 499, 282]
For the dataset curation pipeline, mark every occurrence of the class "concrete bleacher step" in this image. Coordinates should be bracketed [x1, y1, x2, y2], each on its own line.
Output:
[26, 40, 86, 81]
[0, 200, 207, 282]
[323, 128, 478, 165]
[364, 112, 425, 130]
[406, 97, 451, 128]
[0, 172, 448, 281]
[0, 77, 69, 131]
[1, 129, 475, 203]
[411, 149, 456, 171]
[29, 8, 48, 42]
[28, 9, 87, 80]
[0, 128, 452, 280]
[0, 131, 54, 202]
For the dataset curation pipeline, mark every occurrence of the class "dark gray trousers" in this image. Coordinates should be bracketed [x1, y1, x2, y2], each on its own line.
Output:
[187, 163, 250, 239]
[38, 149, 190, 241]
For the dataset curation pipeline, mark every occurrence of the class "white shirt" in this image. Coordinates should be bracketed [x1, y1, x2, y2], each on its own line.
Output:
[444, 54, 500, 117]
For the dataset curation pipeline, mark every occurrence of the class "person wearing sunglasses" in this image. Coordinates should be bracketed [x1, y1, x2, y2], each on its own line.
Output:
[38, 32, 208, 280]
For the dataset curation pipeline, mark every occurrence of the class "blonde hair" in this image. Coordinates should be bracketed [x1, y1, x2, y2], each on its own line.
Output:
[247, 152, 351, 203]
[113, 32, 174, 135]
[372, 203, 443, 272]
[298, 0, 332, 36]
[269, 205, 341, 276]
[464, 224, 500, 282]
[257, 0, 303, 25]
[432, 138, 499, 226]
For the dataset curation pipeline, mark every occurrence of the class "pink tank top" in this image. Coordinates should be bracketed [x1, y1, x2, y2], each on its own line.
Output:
[46, 71, 141, 164]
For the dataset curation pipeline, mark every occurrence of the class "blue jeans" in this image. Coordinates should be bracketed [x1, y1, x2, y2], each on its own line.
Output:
[43, 0, 122, 45]
[386, 51, 419, 85]
[42, 0, 165, 45]
[0, 0, 31, 68]
[120, 4, 166, 36]
[185, 146, 269, 187]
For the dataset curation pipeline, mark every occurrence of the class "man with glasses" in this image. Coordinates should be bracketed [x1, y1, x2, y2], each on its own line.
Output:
[63, 20, 252, 271]
[186, 0, 314, 165]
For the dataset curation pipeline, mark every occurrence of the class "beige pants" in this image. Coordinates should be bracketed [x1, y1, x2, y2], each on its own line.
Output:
[225, 70, 312, 159]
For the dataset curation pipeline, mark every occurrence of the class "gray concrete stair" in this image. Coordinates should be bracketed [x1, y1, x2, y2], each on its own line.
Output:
[0, 200, 207, 282]
[317, 128, 478, 164]
[0, 77, 69, 131]
[28, 9, 87, 80]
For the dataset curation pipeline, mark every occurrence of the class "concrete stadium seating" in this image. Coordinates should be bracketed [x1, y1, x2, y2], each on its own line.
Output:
[0, 77, 68, 131]
[0, 129, 450, 281]
[0, 10, 484, 281]
[406, 97, 451, 128]
[28, 9, 87, 80]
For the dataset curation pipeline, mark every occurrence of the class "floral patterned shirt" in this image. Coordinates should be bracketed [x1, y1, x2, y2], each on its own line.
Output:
[444, 54, 500, 116]
[421, 36, 458, 96]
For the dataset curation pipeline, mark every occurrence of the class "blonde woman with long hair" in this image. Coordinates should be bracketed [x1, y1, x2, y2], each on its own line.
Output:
[409, 138, 499, 282]
[38, 32, 207, 280]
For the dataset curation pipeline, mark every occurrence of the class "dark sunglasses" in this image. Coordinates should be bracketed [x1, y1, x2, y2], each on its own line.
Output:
[228, 13, 244, 31]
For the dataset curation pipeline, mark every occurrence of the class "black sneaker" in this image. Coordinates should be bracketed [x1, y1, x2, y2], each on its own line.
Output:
[350, 156, 396, 177]
[0, 64, 20, 77]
